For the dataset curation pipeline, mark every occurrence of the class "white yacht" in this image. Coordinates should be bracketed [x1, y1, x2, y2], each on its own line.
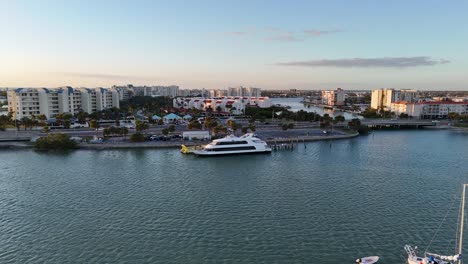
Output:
[193, 133, 271, 156]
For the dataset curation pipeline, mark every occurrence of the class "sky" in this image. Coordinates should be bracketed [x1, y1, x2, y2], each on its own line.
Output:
[0, 0, 467, 90]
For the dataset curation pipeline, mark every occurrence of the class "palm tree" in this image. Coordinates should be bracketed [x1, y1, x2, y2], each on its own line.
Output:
[204, 118, 218, 133]
[213, 124, 227, 135]
[135, 120, 150, 133]
[227, 120, 239, 134]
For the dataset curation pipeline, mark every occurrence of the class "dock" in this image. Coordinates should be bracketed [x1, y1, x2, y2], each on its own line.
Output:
[270, 142, 294, 151]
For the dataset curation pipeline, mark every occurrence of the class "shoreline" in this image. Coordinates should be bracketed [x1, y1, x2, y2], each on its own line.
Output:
[0, 132, 359, 150]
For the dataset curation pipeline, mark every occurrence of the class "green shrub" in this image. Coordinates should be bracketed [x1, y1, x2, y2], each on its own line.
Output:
[130, 132, 145, 142]
[35, 133, 78, 150]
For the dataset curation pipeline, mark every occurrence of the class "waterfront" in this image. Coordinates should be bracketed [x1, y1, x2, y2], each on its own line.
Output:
[271, 97, 362, 120]
[1, 130, 467, 263]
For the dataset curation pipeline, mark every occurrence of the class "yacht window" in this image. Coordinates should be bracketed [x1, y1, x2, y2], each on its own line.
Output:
[212, 146, 256, 151]
[215, 141, 248, 145]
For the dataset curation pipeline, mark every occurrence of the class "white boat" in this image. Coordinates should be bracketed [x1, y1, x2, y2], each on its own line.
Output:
[193, 133, 271, 156]
[405, 184, 467, 264]
[356, 256, 379, 264]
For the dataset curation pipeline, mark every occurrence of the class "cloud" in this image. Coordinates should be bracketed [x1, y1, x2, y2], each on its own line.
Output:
[55, 72, 132, 79]
[265, 31, 303, 42]
[275, 57, 451, 68]
[304, 29, 343, 36]
[223, 27, 343, 42]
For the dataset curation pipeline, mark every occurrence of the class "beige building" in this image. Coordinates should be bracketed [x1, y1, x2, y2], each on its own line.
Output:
[8, 87, 120, 119]
[227, 86, 261, 97]
[321, 88, 346, 106]
[390, 101, 468, 119]
[371, 89, 418, 111]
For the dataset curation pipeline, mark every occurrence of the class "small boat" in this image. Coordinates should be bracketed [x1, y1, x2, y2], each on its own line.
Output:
[193, 133, 271, 156]
[405, 184, 467, 264]
[355, 256, 379, 264]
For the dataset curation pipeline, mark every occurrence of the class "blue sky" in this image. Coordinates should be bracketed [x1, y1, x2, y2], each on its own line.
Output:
[0, 0, 467, 90]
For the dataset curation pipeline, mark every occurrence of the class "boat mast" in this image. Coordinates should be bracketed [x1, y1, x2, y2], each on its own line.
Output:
[459, 184, 467, 264]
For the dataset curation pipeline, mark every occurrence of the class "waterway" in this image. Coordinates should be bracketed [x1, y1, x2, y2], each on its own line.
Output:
[0, 130, 467, 263]
[271, 97, 362, 120]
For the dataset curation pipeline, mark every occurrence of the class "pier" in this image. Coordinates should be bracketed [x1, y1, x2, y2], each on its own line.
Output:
[270, 143, 294, 151]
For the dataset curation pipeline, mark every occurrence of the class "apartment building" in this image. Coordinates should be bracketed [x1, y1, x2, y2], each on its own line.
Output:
[7, 87, 120, 119]
[173, 96, 271, 115]
[321, 88, 346, 106]
[390, 101, 468, 119]
[371, 89, 418, 111]
[227, 86, 262, 97]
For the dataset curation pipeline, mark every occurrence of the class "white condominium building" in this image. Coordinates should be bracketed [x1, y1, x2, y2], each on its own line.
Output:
[111, 85, 133, 100]
[227, 86, 262, 97]
[173, 96, 271, 115]
[8, 87, 120, 119]
[132, 85, 179, 97]
[390, 101, 468, 119]
[209, 89, 228, 98]
[371, 88, 418, 111]
[321, 88, 345, 106]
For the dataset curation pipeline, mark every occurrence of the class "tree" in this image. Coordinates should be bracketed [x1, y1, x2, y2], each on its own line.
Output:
[248, 123, 256, 132]
[281, 124, 289, 130]
[55, 113, 73, 127]
[35, 133, 78, 150]
[0, 114, 12, 130]
[241, 127, 248, 134]
[161, 128, 169, 135]
[213, 124, 227, 135]
[334, 115, 345, 123]
[36, 114, 47, 126]
[75, 111, 88, 124]
[204, 118, 218, 131]
[287, 123, 294, 129]
[89, 119, 99, 130]
[21, 117, 33, 130]
[120, 127, 129, 138]
[227, 120, 239, 133]
[130, 132, 145, 142]
[448, 112, 460, 120]
[348, 118, 362, 131]
[168, 124, 176, 132]
[135, 120, 150, 132]
[187, 120, 202, 130]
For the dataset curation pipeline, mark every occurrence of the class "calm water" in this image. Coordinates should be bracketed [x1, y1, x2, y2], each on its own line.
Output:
[1, 130, 467, 263]
[271, 97, 362, 120]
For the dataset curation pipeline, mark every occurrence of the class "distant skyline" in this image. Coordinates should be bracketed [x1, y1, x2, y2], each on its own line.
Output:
[0, 0, 467, 90]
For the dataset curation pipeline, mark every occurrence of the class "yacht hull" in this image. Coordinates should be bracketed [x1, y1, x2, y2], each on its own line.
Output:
[194, 149, 272, 156]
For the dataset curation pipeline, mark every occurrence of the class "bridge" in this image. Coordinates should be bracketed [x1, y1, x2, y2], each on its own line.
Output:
[361, 119, 437, 128]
